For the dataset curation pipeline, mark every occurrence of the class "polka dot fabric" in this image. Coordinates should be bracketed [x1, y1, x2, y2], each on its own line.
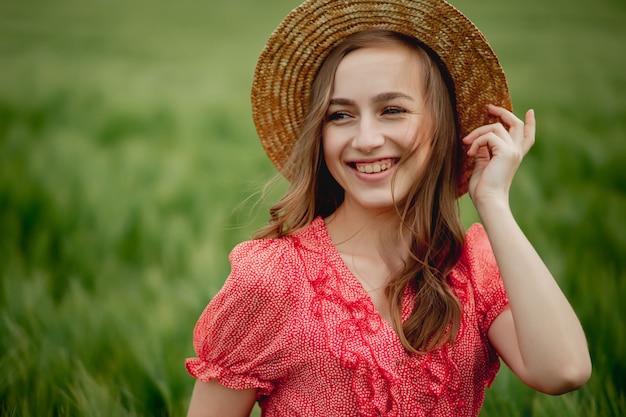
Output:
[186, 217, 509, 416]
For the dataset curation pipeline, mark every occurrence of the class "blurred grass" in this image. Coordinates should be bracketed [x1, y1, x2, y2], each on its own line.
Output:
[0, 0, 624, 416]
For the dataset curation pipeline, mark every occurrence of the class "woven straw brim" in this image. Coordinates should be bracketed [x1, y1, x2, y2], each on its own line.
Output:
[251, 0, 512, 196]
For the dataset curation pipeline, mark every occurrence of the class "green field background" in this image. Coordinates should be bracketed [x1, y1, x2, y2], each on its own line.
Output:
[1, 0, 625, 415]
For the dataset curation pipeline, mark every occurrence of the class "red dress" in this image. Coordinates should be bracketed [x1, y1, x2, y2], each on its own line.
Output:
[186, 217, 508, 416]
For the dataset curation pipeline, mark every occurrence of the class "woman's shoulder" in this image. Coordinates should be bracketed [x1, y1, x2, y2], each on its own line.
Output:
[459, 223, 497, 269]
[450, 223, 501, 294]
[464, 222, 491, 250]
[227, 217, 329, 287]
[229, 236, 295, 266]
[227, 237, 299, 292]
[451, 223, 508, 336]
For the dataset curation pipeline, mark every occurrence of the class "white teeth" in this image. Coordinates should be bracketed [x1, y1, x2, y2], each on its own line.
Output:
[356, 161, 393, 173]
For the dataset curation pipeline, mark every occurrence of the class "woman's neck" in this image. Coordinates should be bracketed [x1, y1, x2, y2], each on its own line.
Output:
[324, 202, 407, 262]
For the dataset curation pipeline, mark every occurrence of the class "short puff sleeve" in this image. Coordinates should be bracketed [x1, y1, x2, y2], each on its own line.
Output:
[185, 239, 296, 396]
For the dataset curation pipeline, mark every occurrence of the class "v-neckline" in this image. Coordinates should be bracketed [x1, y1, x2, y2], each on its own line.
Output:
[318, 217, 408, 342]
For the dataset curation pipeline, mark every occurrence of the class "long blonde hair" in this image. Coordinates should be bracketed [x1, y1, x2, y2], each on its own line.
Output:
[255, 30, 465, 353]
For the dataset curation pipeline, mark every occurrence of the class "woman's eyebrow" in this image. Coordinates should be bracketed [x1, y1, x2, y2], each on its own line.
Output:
[328, 98, 354, 106]
[372, 92, 413, 103]
[329, 92, 413, 106]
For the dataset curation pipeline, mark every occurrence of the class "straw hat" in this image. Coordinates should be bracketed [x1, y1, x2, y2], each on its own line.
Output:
[251, 0, 512, 196]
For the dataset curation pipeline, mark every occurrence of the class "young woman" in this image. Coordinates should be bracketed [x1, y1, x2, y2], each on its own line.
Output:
[185, 1, 591, 416]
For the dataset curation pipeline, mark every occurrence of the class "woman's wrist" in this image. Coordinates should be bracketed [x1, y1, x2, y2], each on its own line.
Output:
[473, 195, 513, 226]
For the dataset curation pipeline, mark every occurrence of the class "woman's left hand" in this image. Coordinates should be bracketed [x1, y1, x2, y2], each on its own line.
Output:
[462, 104, 535, 208]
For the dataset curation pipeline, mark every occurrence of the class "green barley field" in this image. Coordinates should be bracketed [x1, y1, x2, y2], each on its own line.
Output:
[1, 0, 625, 415]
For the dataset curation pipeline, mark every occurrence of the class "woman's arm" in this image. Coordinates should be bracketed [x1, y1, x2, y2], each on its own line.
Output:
[187, 380, 257, 417]
[482, 204, 591, 394]
[463, 105, 591, 394]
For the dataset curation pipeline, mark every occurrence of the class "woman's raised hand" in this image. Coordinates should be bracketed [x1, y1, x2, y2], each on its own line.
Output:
[462, 104, 535, 209]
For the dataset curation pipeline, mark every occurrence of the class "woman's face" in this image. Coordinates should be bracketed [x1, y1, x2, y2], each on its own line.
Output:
[322, 43, 432, 214]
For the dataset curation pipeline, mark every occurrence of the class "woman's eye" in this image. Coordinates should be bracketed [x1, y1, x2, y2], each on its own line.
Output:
[326, 112, 351, 122]
[383, 107, 406, 115]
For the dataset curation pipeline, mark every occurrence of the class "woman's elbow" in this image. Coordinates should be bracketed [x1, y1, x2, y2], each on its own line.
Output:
[534, 358, 592, 395]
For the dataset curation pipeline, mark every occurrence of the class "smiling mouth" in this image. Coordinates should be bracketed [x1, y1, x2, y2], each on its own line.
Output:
[351, 158, 397, 174]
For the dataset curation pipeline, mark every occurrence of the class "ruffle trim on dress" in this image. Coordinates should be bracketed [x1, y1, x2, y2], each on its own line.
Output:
[293, 217, 466, 416]
[185, 358, 275, 397]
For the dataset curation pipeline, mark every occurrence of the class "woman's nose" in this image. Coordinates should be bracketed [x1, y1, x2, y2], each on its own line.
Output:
[352, 117, 385, 153]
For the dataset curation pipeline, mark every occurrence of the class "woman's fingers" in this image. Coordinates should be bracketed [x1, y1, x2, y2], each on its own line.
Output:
[522, 109, 536, 154]
[463, 105, 535, 156]
[463, 120, 509, 146]
[465, 131, 505, 157]
[486, 105, 535, 153]
[463, 123, 509, 157]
